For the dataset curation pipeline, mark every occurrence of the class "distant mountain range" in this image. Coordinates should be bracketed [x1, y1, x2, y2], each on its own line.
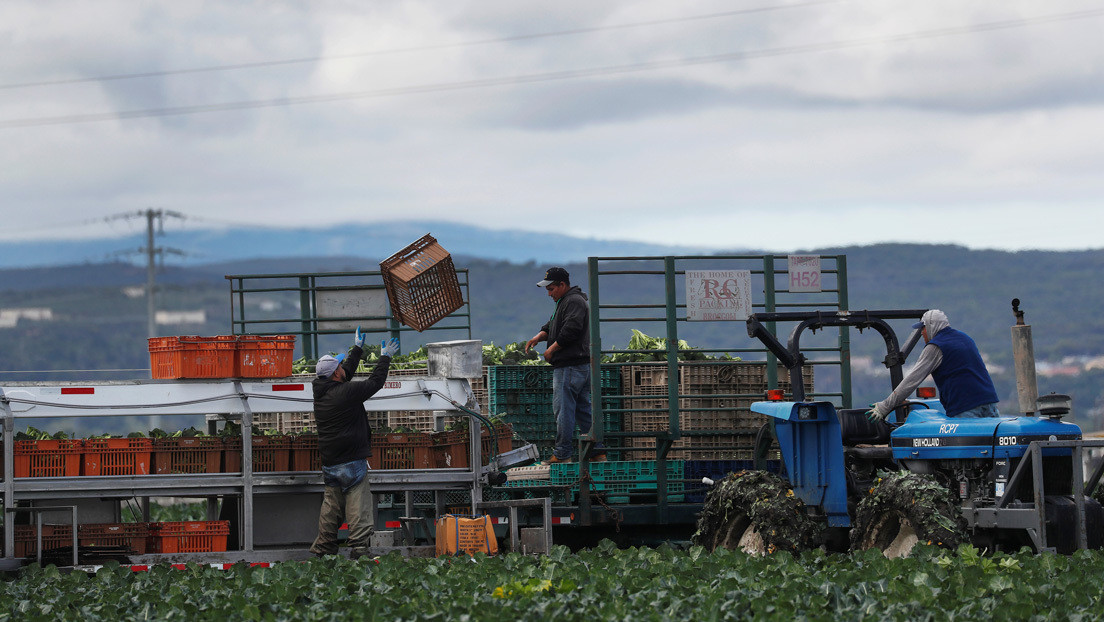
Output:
[0, 220, 724, 269]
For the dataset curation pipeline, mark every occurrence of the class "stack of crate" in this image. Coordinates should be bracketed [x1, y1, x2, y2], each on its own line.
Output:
[253, 411, 389, 435]
[487, 365, 622, 460]
[621, 362, 814, 460]
[385, 366, 489, 432]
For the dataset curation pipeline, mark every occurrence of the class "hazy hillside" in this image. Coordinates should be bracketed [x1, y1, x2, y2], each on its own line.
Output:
[0, 221, 717, 269]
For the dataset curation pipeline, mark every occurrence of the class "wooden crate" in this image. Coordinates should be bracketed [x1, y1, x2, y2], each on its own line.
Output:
[379, 234, 464, 332]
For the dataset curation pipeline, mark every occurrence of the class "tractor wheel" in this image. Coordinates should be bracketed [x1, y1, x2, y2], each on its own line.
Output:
[708, 512, 773, 556]
[850, 471, 967, 557]
[693, 470, 823, 555]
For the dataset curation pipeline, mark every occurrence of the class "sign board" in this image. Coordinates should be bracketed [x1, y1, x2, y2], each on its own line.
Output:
[788, 255, 822, 293]
[317, 288, 389, 330]
[685, 270, 752, 321]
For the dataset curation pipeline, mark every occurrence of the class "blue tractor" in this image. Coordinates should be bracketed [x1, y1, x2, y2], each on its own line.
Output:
[697, 310, 1104, 556]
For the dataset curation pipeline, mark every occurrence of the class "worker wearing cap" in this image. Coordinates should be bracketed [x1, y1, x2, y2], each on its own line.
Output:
[525, 267, 607, 463]
[868, 309, 1000, 421]
[310, 328, 400, 558]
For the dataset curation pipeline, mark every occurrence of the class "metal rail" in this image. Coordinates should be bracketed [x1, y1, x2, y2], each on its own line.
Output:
[225, 270, 471, 360]
[969, 439, 1104, 552]
[582, 254, 850, 525]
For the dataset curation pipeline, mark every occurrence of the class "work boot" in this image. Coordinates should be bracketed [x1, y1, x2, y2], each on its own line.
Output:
[543, 455, 572, 465]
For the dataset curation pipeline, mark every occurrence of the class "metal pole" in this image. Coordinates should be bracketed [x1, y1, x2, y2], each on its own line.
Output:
[298, 277, 314, 361]
[664, 257, 679, 443]
[234, 382, 254, 552]
[588, 257, 603, 445]
[837, 256, 852, 408]
[763, 256, 778, 391]
[146, 209, 157, 341]
[70, 506, 78, 567]
[1, 394, 14, 561]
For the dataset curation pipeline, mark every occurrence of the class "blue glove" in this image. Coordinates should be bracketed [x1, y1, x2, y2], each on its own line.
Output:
[381, 338, 400, 358]
[354, 326, 366, 349]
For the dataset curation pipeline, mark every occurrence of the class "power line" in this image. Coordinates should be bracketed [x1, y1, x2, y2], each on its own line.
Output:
[2, 7, 1102, 130]
[0, 1, 844, 90]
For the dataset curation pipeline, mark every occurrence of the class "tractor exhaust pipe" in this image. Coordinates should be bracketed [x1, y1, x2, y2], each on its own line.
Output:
[1011, 298, 1039, 416]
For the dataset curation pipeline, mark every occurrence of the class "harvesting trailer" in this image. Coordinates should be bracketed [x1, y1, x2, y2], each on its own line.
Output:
[740, 309, 1104, 554]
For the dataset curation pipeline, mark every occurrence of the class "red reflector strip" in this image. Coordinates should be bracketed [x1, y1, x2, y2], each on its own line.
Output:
[61, 387, 95, 395]
[384, 521, 401, 529]
[489, 517, 508, 524]
[249, 562, 271, 568]
[551, 517, 571, 525]
[130, 565, 149, 572]
[272, 384, 304, 391]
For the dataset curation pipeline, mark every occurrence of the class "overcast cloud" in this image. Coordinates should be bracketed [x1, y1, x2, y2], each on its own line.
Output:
[1, 0, 1102, 251]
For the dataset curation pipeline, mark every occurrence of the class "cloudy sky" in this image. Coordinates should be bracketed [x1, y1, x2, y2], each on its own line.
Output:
[2, 1, 1102, 252]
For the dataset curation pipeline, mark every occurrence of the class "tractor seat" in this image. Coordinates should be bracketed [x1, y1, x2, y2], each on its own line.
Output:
[837, 408, 891, 445]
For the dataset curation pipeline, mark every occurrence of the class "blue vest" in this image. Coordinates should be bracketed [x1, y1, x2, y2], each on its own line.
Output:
[929, 327, 1000, 416]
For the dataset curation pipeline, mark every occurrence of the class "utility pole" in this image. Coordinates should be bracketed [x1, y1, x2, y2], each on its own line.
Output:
[140, 209, 187, 339]
[108, 208, 186, 342]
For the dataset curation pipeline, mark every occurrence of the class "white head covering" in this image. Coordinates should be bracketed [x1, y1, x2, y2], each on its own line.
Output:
[913, 309, 950, 337]
[316, 353, 346, 378]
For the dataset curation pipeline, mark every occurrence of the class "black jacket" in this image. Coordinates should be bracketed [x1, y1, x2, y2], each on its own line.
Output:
[312, 345, 391, 467]
[540, 285, 590, 368]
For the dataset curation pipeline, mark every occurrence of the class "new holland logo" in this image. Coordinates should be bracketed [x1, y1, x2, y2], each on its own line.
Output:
[913, 438, 941, 447]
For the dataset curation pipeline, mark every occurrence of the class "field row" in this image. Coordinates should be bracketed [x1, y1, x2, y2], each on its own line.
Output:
[5, 543, 1104, 621]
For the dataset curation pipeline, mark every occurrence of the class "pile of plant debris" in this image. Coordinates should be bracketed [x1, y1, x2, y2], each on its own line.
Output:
[850, 471, 968, 552]
[692, 470, 824, 554]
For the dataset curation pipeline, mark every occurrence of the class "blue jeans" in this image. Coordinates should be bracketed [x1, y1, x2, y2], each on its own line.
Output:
[955, 403, 1000, 418]
[312, 459, 374, 555]
[553, 364, 600, 460]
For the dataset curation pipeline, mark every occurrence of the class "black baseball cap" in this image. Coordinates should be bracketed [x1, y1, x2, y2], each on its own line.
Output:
[537, 267, 569, 287]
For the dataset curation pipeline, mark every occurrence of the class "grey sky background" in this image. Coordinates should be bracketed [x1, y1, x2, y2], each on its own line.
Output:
[2, 1, 1102, 251]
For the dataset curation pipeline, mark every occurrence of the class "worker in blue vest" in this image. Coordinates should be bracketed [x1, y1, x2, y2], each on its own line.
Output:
[868, 309, 1000, 421]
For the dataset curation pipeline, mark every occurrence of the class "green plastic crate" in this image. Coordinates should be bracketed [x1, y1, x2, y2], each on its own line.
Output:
[549, 460, 685, 502]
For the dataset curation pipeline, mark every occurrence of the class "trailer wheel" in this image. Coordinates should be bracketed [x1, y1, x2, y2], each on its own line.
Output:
[850, 472, 967, 557]
[693, 470, 823, 554]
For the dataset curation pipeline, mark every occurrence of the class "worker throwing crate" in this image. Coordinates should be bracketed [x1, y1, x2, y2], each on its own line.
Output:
[310, 327, 400, 558]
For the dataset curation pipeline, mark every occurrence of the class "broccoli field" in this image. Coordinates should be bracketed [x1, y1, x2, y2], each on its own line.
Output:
[5, 543, 1104, 621]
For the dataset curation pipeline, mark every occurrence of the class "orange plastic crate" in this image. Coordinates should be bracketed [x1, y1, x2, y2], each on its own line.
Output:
[235, 335, 295, 378]
[148, 336, 237, 379]
[14, 439, 83, 478]
[152, 437, 223, 474]
[290, 435, 320, 471]
[222, 436, 292, 472]
[432, 430, 470, 469]
[82, 438, 152, 476]
[370, 433, 433, 470]
[78, 522, 151, 554]
[14, 524, 74, 558]
[379, 234, 464, 332]
[148, 521, 230, 554]
[291, 434, 435, 471]
[480, 424, 513, 466]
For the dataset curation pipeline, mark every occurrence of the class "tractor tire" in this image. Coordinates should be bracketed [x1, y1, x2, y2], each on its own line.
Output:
[693, 470, 823, 555]
[850, 471, 967, 557]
